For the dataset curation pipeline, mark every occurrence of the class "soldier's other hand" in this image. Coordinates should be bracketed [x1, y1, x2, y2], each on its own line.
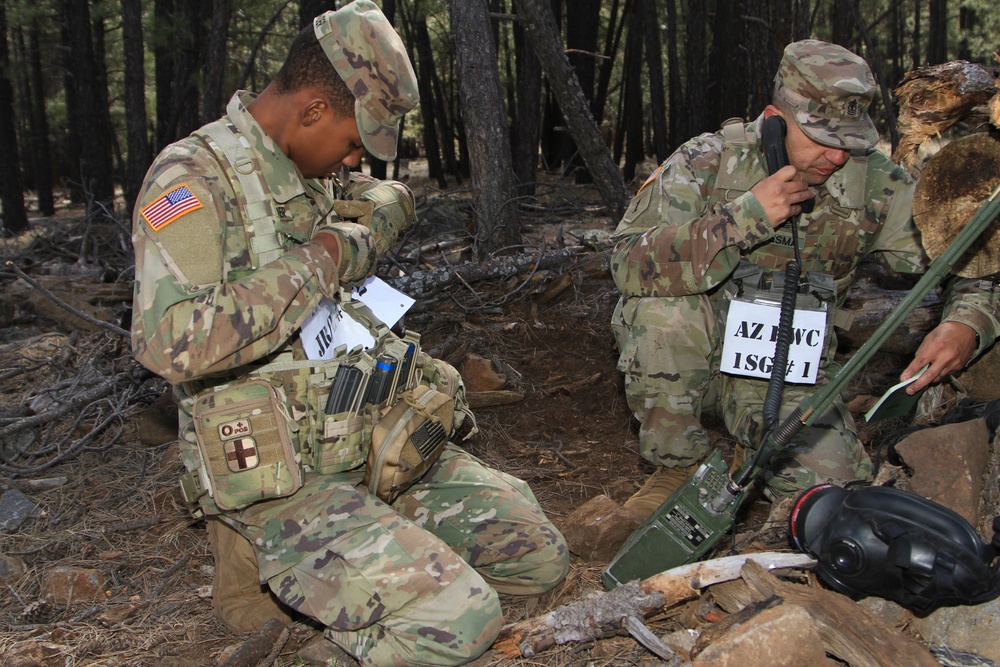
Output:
[751, 165, 814, 229]
[901, 321, 978, 394]
[313, 222, 376, 286]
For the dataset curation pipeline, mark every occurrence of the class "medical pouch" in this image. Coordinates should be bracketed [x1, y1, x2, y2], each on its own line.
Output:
[364, 385, 454, 503]
[192, 379, 302, 511]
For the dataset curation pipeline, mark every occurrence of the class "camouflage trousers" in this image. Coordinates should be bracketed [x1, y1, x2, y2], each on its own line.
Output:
[229, 444, 569, 667]
[611, 294, 872, 497]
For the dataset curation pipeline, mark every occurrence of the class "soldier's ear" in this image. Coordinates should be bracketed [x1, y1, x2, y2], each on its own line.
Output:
[302, 98, 329, 127]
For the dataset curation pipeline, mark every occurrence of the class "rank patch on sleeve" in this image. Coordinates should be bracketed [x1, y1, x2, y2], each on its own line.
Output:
[141, 184, 203, 231]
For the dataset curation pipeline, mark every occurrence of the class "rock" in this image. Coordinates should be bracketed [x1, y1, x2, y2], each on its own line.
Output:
[0, 489, 42, 531]
[0, 552, 27, 585]
[139, 390, 179, 447]
[561, 494, 640, 562]
[458, 353, 506, 392]
[911, 598, 1000, 664]
[952, 343, 1000, 401]
[894, 419, 990, 525]
[692, 604, 837, 667]
[3, 641, 71, 667]
[39, 566, 107, 603]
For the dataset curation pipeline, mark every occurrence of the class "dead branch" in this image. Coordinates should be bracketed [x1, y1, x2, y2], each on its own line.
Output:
[492, 552, 816, 658]
[5, 261, 130, 337]
[218, 617, 289, 667]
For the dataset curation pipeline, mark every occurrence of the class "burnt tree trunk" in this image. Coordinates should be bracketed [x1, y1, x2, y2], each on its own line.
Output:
[122, 0, 152, 221]
[640, 0, 668, 164]
[201, 0, 230, 124]
[449, 0, 522, 257]
[0, 0, 27, 236]
[62, 0, 115, 216]
[512, 0, 629, 220]
[512, 7, 542, 197]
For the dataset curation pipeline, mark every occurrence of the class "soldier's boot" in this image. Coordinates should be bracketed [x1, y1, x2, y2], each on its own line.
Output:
[623, 464, 700, 521]
[207, 518, 295, 634]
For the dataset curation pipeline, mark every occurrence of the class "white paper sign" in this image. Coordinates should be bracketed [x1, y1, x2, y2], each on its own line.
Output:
[299, 277, 414, 361]
[720, 299, 827, 384]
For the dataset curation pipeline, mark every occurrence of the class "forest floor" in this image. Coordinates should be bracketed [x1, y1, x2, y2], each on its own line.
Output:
[0, 162, 927, 666]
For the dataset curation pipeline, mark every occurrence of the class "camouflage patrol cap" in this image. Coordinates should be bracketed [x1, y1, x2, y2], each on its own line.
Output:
[774, 39, 878, 150]
[314, 0, 418, 161]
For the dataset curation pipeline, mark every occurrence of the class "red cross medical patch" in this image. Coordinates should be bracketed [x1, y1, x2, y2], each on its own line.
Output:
[141, 184, 203, 231]
[224, 437, 260, 472]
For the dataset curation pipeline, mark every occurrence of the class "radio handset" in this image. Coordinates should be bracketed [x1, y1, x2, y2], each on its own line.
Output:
[761, 115, 814, 213]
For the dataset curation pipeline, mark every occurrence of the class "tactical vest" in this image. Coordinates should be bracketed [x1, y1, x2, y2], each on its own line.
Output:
[178, 119, 417, 513]
[710, 119, 873, 345]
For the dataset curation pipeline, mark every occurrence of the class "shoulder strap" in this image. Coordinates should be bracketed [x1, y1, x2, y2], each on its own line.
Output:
[713, 118, 758, 196]
[195, 121, 284, 268]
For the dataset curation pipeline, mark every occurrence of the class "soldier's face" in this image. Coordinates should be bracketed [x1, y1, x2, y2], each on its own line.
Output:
[294, 106, 366, 179]
[783, 117, 851, 186]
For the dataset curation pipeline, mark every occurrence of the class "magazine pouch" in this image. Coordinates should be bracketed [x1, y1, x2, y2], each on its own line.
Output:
[192, 379, 303, 511]
[364, 385, 454, 503]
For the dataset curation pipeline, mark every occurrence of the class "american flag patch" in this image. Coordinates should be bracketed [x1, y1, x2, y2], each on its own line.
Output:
[141, 184, 202, 231]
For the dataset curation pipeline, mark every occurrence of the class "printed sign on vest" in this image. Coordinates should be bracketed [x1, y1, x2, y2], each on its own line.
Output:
[300, 276, 415, 360]
[720, 299, 826, 384]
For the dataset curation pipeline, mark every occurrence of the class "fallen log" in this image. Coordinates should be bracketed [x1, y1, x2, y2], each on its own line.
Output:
[837, 281, 941, 356]
[492, 552, 816, 658]
[386, 245, 586, 301]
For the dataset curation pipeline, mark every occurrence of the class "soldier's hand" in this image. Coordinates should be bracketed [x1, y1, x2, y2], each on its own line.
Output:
[900, 321, 978, 394]
[751, 165, 814, 229]
[313, 222, 377, 286]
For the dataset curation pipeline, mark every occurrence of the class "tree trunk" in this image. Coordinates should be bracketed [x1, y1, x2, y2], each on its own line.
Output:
[561, 0, 600, 182]
[592, 0, 624, 123]
[26, 21, 54, 217]
[684, 0, 708, 135]
[62, 0, 115, 216]
[620, 5, 643, 182]
[831, 0, 854, 48]
[709, 0, 749, 127]
[512, 0, 628, 220]
[405, 11, 447, 188]
[640, 0, 667, 164]
[201, 0, 230, 125]
[926, 0, 947, 65]
[744, 0, 773, 118]
[512, 7, 542, 197]
[122, 0, 152, 222]
[449, 0, 522, 258]
[0, 0, 27, 236]
[665, 0, 684, 148]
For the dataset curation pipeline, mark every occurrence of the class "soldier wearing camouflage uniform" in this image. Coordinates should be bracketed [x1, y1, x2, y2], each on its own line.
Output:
[130, 3, 568, 665]
[611, 40, 1000, 518]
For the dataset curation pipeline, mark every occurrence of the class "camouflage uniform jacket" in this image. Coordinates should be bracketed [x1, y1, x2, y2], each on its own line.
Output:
[611, 114, 1000, 359]
[131, 91, 415, 514]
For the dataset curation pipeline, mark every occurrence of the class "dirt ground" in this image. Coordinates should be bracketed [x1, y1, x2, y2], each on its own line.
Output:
[0, 166, 918, 666]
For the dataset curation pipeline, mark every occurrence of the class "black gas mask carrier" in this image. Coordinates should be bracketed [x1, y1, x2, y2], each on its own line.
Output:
[791, 484, 1000, 615]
